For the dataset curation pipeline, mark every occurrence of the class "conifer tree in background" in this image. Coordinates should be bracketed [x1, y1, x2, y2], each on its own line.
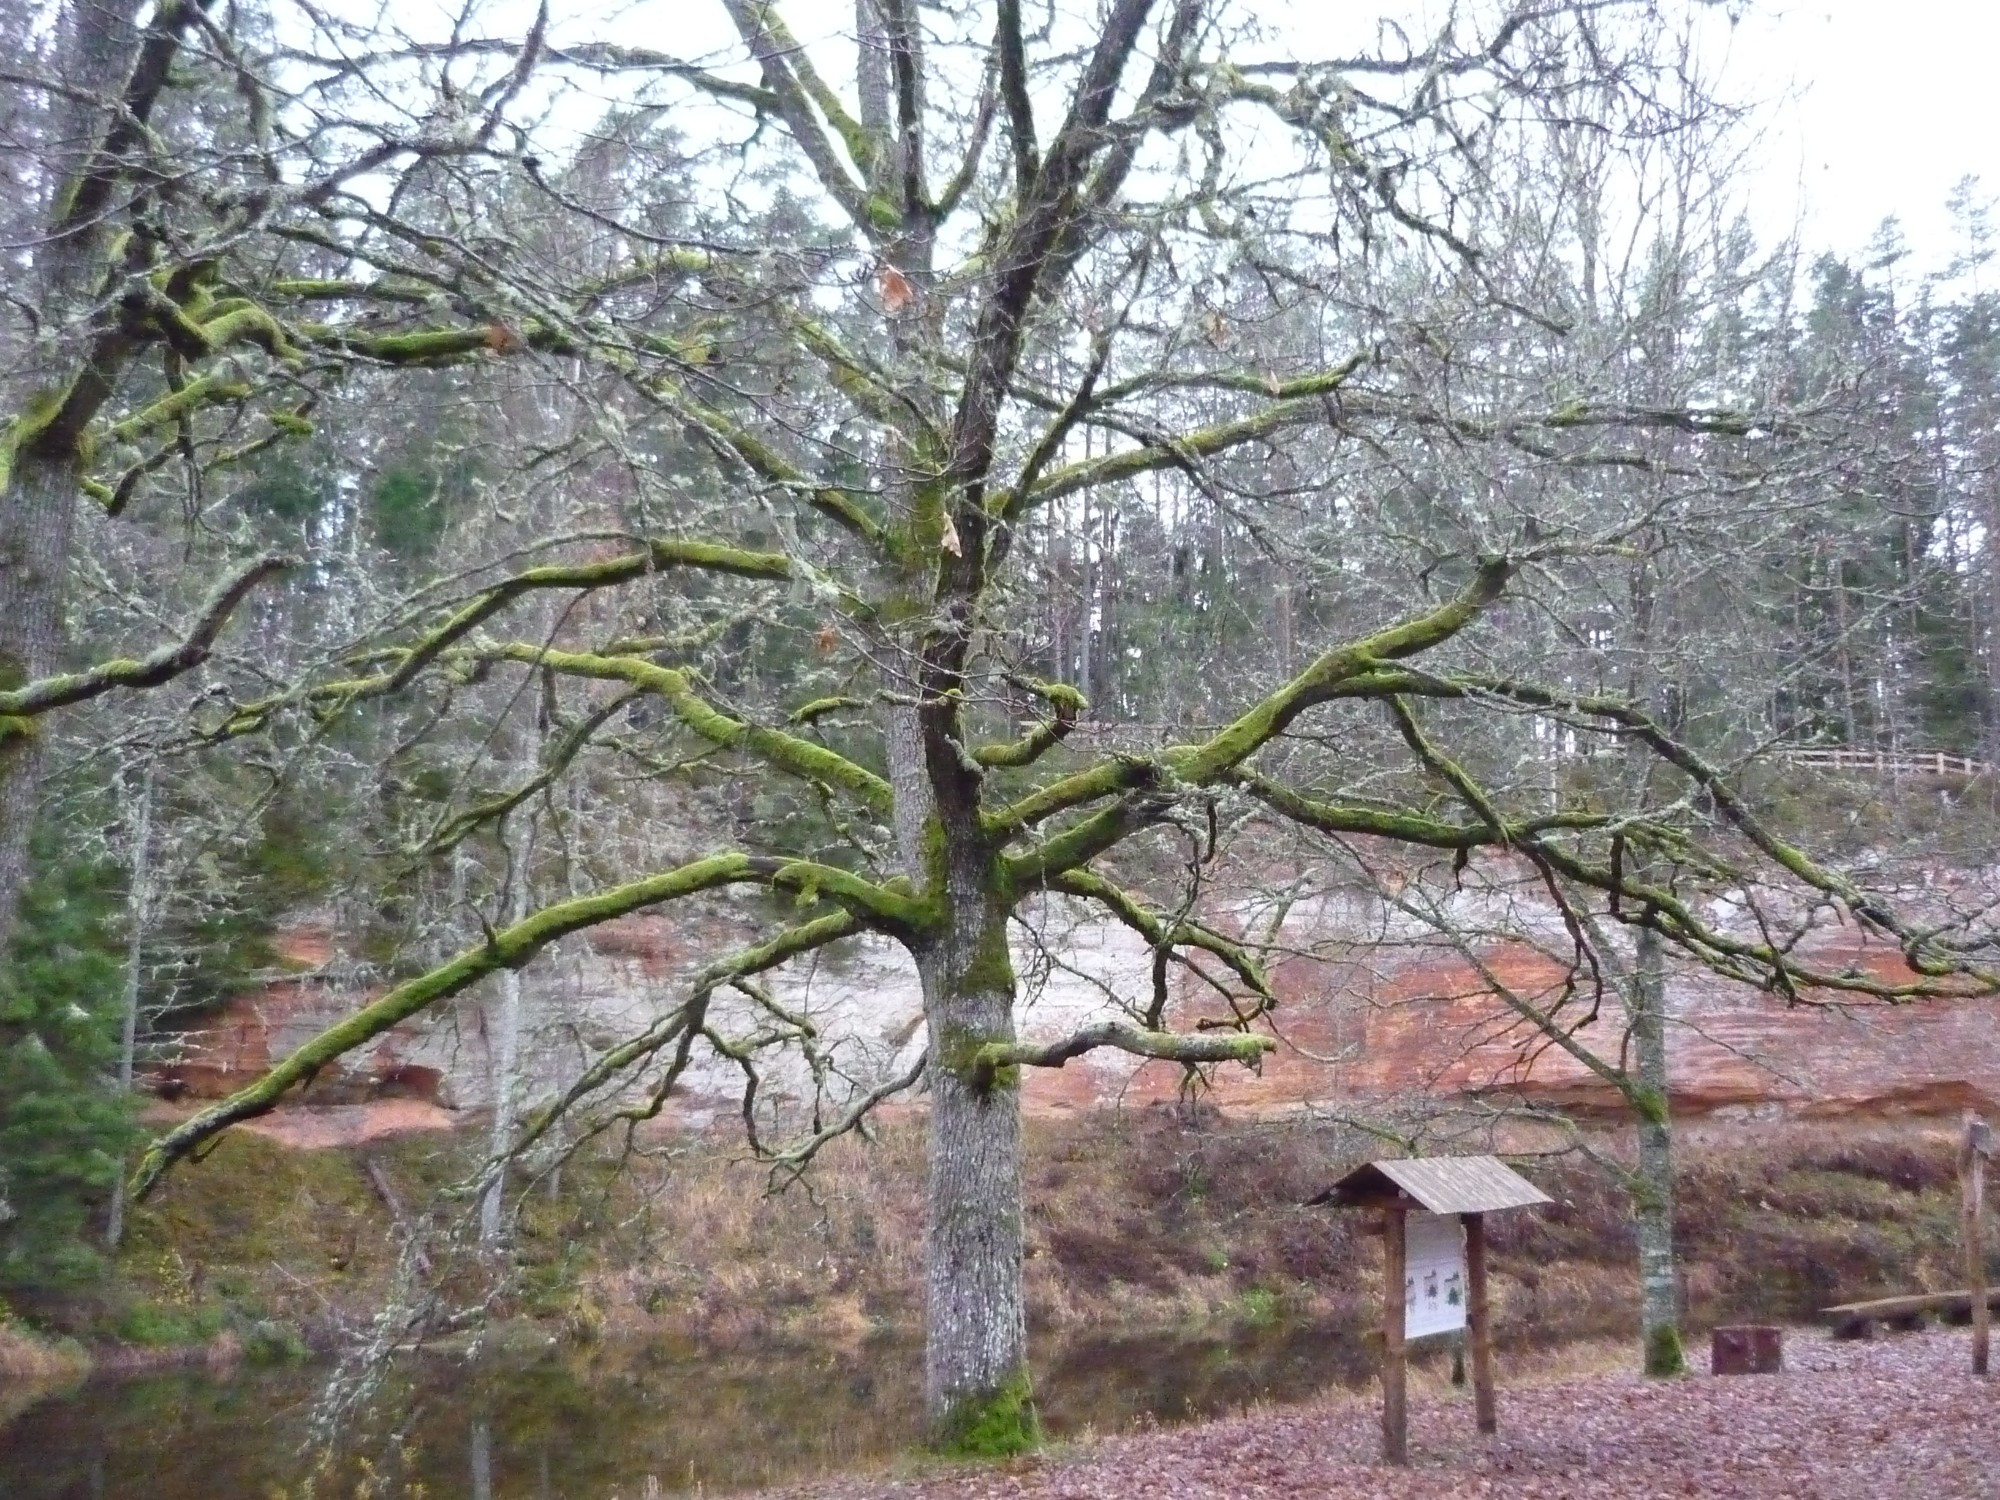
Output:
[0, 829, 133, 1296]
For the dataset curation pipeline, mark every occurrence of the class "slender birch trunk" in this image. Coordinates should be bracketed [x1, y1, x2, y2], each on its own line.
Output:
[1629, 923, 1684, 1375]
[104, 758, 154, 1249]
[479, 795, 538, 1248]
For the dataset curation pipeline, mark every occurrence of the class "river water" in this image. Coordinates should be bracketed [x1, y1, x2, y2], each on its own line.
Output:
[0, 1319, 1386, 1498]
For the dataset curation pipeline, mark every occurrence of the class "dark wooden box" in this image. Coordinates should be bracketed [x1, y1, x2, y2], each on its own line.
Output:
[1711, 1324, 1783, 1375]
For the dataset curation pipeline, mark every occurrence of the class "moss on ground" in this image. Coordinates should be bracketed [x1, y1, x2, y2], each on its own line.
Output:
[1643, 1322, 1686, 1377]
[931, 1368, 1041, 1458]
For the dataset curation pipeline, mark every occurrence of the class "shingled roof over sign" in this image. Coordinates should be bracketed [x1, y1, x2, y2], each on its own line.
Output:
[1308, 1155, 1552, 1215]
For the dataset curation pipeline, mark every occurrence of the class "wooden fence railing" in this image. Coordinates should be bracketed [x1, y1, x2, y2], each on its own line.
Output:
[1056, 724, 1995, 782]
[1776, 747, 1993, 780]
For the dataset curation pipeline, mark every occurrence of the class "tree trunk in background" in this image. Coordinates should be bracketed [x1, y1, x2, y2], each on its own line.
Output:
[1987, 482, 2000, 757]
[1622, 538, 1685, 1378]
[468, 1416, 493, 1500]
[480, 727, 540, 1247]
[1631, 923, 1685, 1376]
[477, 962, 525, 1246]
[104, 757, 154, 1250]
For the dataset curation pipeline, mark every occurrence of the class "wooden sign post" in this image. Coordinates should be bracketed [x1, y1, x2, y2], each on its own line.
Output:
[1312, 1156, 1549, 1466]
[1966, 1112, 1992, 1377]
[1465, 1211, 1496, 1435]
[1381, 1203, 1407, 1464]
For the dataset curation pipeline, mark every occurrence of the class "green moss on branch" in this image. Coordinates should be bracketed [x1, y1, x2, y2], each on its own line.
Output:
[497, 645, 896, 817]
[132, 853, 771, 1196]
[969, 1022, 1273, 1090]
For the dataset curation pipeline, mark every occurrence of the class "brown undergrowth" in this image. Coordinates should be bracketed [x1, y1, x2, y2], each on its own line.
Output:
[83, 1108, 1985, 1370]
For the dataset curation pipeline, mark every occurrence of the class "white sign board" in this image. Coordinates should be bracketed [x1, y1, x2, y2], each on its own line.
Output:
[1402, 1211, 1468, 1340]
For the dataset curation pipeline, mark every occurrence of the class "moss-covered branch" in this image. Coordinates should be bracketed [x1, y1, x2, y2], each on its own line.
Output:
[135, 852, 925, 1195]
[509, 908, 863, 1161]
[417, 688, 641, 855]
[974, 678, 1087, 768]
[789, 315, 942, 454]
[1229, 766, 1609, 847]
[107, 373, 253, 445]
[983, 559, 1514, 841]
[0, 553, 292, 718]
[133, 853, 772, 1196]
[384, 539, 793, 691]
[491, 645, 895, 816]
[970, 1022, 1272, 1090]
[719, 0, 873, 227]
[1000, 359, 1371, 519]
[1046, 866, 1274, 1016]
[206, 540, 792, 739]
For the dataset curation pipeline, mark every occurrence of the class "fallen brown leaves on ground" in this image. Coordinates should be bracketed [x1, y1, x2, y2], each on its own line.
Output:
[768, 1329, 2000, 1500]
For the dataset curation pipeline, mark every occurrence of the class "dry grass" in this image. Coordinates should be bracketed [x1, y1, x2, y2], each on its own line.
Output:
[506, 1109, 1977, 1361]
[0, 1319, 90, 1426]
[71, 1107, 1983, 1367]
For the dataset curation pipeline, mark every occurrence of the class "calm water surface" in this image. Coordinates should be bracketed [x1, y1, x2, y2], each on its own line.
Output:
[0, 1321, 1381, 1499]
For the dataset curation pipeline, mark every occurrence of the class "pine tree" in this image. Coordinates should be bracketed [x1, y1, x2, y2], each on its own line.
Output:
[0, 832, 135, 1294]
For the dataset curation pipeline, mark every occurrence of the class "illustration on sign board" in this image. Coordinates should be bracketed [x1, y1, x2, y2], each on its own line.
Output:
[1403, 1210, 1468, 1340]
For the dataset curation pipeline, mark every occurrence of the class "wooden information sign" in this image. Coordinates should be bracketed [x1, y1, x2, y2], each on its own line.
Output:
[1311, 1156, 1550, 1465]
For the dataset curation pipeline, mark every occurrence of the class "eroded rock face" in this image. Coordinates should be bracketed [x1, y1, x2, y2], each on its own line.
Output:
[151, 865, 2000, 1143]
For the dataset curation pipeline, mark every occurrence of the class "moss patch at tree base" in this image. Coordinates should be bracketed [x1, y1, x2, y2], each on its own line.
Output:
[1644, 1322, 1687, 1377]
[930, 1369, 1041, 1458]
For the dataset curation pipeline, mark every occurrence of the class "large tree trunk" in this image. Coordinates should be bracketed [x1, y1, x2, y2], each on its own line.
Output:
[888, 703, 1035, 1451]
[0, 0, 144, 954]
[1629, 923, 1684, 1376]
[920, 938, 1032, 1450]
[0, 457, 80, 955]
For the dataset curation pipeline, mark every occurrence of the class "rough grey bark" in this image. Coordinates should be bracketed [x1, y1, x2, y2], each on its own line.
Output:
[1630, 922, 1685, 1376]
[0, 0, 145, 955]
[887, 702, 1034, 1443]
[0, 462, 74, 955]
[478, 969, 525, 1245]
[920, 942, 1030, 1442]
[469, 1417, 493, 1500]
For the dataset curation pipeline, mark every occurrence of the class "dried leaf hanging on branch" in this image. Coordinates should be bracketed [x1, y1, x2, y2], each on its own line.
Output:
[483, 321, 528, 354]
[878, 264, 916, 316]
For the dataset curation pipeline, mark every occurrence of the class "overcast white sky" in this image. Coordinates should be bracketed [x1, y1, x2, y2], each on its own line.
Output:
[1720, 0, 2000, 272]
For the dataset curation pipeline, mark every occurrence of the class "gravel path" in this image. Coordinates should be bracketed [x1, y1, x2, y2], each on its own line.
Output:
[771, 1330, 2000, 1499]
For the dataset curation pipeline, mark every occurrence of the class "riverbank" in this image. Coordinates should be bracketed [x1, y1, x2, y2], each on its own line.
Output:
[13, 1109, 1980, 1380]
[760, 1328, 1998, 1500]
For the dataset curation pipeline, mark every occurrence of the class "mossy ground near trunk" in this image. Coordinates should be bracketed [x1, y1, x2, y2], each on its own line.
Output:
[929, 1367, 1041, 1457]
[1643, 1322, 1686, 1377]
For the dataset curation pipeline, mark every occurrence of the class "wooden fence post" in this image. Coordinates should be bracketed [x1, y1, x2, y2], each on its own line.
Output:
[1465, 1211, 1496, 1433]
[1382, 1202, 1408, 1464]
[1966, 1113, 1991, 1377]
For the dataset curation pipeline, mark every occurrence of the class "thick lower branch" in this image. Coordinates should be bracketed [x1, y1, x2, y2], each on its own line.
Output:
[131, 853, 918, 1195]
[0, 553, 292, 718]
[971, 1022, 1272, 1089]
